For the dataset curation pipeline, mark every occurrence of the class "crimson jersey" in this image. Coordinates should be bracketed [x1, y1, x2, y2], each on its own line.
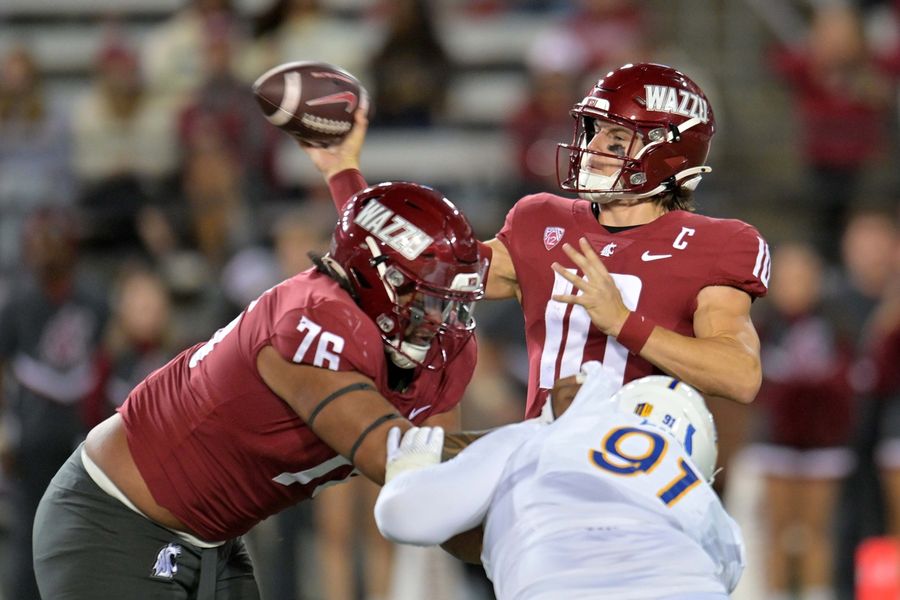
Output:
[119, 269, 475, 541]
[497, 194, 769, 418]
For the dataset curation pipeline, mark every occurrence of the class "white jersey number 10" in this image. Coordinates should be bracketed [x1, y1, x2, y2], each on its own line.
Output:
[539, 270, 642, 389]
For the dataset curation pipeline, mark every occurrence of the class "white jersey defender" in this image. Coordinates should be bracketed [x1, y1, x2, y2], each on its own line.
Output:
[375, 363, 745, 600]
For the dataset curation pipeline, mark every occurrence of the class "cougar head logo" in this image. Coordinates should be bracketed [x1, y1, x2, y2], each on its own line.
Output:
[151, 543, 182, 580]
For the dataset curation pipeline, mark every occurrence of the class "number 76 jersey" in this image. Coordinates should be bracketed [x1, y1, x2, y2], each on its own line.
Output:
[119, 269, 474, 541]
[496, 194, 770, 418]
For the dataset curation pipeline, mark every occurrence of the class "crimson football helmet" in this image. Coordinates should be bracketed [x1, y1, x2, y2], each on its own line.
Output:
[558, 62, 716, 202]
[328, 182, 487, 369]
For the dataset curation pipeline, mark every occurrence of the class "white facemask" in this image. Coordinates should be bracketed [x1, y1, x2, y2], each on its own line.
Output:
[577, 152, 623, 204]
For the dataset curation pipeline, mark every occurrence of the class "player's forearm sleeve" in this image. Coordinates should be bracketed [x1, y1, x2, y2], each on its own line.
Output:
[374, 422, 537, 546]
[327, 169, 368, 212]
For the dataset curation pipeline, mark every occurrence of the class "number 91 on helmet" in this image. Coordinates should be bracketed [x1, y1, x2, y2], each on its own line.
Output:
[612, 375, 718, 482]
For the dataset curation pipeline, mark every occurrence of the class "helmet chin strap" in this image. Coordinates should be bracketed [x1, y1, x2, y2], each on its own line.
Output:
[579, 167, 711, 204]
[387, 341, 429, 369]
[365, 236, 396, 303]
[579, 168, 657, 204]
[577, 153, 624, 204]
[578, 169, 619, 194]
[321, 254, 352, 283]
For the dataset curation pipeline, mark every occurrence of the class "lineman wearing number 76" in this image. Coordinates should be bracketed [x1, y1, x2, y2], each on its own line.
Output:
[32, 182, 488, 599]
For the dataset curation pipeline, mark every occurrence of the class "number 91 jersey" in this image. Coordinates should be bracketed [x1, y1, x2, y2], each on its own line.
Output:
[485, 400, 745, 598]
[496, 194, 769, 418]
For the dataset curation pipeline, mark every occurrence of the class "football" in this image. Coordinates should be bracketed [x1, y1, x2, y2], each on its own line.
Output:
[252, 61, 368, 147]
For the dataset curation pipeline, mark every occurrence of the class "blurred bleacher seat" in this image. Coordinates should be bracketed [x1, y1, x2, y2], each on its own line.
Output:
[0, 0, 556, 195]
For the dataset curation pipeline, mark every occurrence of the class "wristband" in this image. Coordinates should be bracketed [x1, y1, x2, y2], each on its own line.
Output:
[616, 311, 656, 354]
[328, 169, 368, 210]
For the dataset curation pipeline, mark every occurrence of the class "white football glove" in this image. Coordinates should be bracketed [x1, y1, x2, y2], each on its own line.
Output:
[384, 426, 444, 483]
[536, 397, 556, 424]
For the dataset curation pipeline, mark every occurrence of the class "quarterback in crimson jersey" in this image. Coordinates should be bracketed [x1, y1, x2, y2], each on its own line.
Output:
[33, 182, 487, 599]
[308, 62, 768, 425]
[497, 196, 768, 418]
[121, 266, 475, 540]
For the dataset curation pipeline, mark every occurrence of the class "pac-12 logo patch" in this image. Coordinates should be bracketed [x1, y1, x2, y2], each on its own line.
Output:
[543, 227, 565, 251]
[151, 543, 182, 580]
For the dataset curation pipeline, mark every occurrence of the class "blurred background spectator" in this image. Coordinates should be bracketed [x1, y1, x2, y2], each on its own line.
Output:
[828, 210, 900, 592]
[177, 15, 279, 214]
[748, 242, 857, 600]
[0, 208, 107, 600]
[72, 39, 177, 254]
[870, 266, 900, 540]
[831, 210, 899, 338]
[141, 0, 245, 114]
[83, 265, 177, 428]
[542, 0, 651, 74]
[368, 0, 451, 128]
[771, 3, 893, 260]
[314, 479, 393, 600]
[246, 0, 375, 91]
[0, 47, 73, 278]
[505, 31, 587, 198]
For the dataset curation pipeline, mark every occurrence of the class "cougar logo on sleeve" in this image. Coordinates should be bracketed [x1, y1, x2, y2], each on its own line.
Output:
[150, 543, 182, 580]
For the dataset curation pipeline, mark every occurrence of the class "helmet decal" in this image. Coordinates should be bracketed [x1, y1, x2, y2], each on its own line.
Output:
[353, 199, 434, 260]
[643, 85, 710, 123]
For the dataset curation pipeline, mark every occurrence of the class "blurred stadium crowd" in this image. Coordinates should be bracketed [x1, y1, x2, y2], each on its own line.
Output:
[2, 0, 900, 599]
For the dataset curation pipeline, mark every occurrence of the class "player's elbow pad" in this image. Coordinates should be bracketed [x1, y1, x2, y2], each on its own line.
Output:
[374, 491, 447, 546]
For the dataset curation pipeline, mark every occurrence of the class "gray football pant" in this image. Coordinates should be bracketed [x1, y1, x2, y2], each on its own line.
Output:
[32, 446, 260, 600]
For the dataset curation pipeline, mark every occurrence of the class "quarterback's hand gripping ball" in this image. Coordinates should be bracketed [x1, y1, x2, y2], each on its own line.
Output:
[384, 426, 445, 483]
[252, 61, 369, 147]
